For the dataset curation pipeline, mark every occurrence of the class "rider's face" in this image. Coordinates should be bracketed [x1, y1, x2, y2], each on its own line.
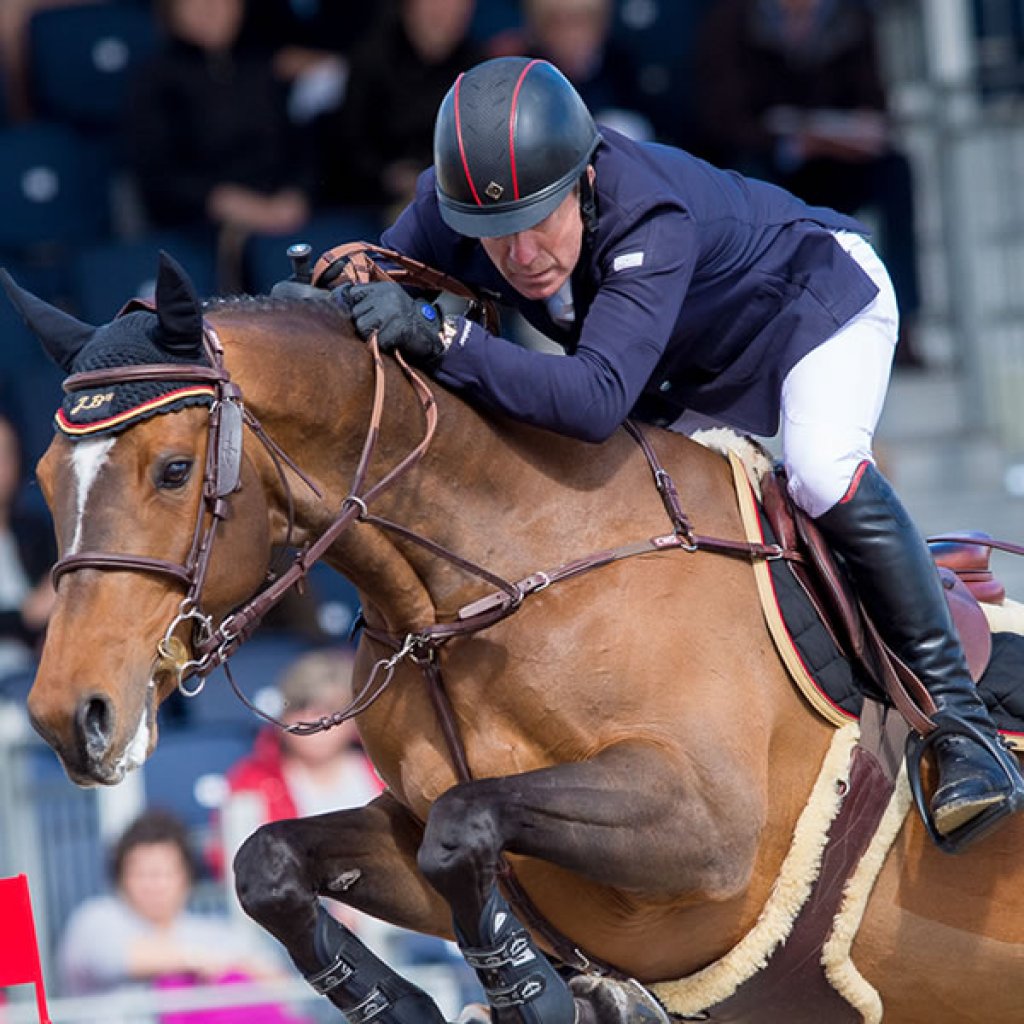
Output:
[480, 188, 585, 301]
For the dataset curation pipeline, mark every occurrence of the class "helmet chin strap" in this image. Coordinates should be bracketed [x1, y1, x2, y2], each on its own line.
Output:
[579, 170, 598, 238]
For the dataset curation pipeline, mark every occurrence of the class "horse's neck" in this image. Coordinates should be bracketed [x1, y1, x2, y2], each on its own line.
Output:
[220, 312, 583, 626]
[217, 309, 737, 634]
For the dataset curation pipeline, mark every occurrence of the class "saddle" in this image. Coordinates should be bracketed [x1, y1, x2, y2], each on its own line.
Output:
[760, 466, 997, 694]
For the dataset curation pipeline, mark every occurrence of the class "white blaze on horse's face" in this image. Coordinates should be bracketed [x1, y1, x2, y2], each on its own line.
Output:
[68, 436, 117, 554]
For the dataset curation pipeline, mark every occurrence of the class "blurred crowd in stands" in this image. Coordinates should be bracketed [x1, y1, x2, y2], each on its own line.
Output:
[0, 0, 939, 1018]
[0, 0, 930, 485]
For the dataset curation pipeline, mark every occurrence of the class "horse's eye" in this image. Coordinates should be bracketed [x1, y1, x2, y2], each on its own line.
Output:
[159, 460, 193, 489]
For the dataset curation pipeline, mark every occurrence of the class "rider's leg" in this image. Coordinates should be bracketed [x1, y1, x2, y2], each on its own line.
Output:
[782, 231, 1024, 844]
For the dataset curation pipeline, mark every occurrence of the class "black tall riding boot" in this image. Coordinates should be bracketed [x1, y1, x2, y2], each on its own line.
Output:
[815, 462, 1024, 849]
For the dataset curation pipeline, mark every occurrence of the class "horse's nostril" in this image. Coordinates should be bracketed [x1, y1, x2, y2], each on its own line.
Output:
[77, 695, 114, 761]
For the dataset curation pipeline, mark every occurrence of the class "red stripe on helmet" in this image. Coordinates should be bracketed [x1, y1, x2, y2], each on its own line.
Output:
[453, 73, 482, 206]
[508, 59, 542, 201]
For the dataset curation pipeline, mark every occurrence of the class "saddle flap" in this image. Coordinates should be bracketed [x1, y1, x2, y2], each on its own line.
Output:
[761, 468, 869, 663]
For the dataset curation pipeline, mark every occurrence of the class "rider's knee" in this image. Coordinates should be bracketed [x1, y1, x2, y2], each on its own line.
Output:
[784, 434, 874, 519]
[233, 820, 310, 919]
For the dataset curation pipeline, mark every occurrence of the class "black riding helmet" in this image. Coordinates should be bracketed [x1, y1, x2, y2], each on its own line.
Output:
[434, 57, 600, 238]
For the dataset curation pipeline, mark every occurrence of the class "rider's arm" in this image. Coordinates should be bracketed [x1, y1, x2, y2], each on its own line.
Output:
[434, 209, 696, 443]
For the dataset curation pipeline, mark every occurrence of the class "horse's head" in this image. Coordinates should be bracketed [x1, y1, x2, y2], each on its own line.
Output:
[2, 255, 273, 784]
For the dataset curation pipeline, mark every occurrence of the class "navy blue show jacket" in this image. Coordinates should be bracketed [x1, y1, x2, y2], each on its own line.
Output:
[381, 128, 878, 440]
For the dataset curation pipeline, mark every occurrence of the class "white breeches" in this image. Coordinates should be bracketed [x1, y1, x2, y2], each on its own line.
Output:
[670, 230, 899, 519]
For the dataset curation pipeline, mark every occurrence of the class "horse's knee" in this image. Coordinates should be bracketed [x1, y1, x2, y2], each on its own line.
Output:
[234, 821, 312, 924]
[417, 782, 502, 892]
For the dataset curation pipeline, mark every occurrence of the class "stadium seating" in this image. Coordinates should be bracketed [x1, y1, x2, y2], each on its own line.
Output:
[611, 0, 717, 147]
[27, 2, 159, 132]
[71, 230, 218, 324]
[142, 726, 257, 830]
[183, 631, 318, 731]
[0, 281, 63, 481]
[468, 0, 523, 42]
[307, 562, 361, 640]
[0, 122, 112, 255]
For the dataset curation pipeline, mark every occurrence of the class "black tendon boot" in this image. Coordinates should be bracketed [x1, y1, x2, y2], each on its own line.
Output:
[455, 888, 576, 1024]
[306, 903, 447, 1023]
[816, 462, 1024, 852]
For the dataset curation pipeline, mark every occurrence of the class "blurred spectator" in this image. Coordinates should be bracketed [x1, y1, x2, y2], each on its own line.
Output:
[698, 0, 925, 367]
[225, 648, 382, 825]
[214, 648, 383, 900]
[124, 0, 314, 238]
[318, 0, 482, 213]
[218, 648, 482, 1006]
[57, 809, 306, 1022]
[491, 0, 654, 140]
[0, 412, 55, 683]
[237, 0, 393, 125]
[0, 0, 93, 120]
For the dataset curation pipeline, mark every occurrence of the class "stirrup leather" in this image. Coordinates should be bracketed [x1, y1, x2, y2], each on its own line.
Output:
[906, 714, 1024, 854]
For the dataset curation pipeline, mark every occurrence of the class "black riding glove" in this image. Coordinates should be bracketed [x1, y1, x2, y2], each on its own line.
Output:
[341, 281, 446, 371]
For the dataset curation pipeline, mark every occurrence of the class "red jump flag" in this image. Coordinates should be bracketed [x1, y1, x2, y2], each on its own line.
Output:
[0, 874, 52, 1023]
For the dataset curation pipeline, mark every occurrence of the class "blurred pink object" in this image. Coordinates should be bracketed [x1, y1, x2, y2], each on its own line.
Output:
[156, 971, 311, 1024]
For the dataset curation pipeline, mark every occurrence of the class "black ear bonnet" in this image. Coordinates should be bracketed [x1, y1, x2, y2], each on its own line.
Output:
[1, 252, 215, 439]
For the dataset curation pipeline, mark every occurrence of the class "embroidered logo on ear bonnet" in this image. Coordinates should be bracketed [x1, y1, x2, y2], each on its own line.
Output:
[54, 312, 215, 438]
[0, 251, 214, 439]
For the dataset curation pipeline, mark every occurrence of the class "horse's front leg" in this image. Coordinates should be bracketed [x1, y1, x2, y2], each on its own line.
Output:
[234, 791, 455, 1023]
[419, 739, 758, 1024]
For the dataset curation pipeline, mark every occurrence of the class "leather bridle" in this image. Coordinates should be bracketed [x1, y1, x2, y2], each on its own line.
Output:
[53, 325, 247, 688]
[51, 316, 443, 708]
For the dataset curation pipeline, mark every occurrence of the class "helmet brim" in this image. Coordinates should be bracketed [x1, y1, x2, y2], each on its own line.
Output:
[437, 177, 576, 239]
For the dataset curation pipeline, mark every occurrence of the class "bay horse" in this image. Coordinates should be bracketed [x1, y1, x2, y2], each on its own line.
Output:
[7, 253, 1024, 1024]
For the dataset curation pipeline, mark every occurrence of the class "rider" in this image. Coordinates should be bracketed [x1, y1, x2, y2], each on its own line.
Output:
[340, 56, 1024, 848]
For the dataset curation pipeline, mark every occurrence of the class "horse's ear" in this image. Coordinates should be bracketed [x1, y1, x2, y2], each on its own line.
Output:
[0, 267, 94, 372]
[154, 250, 204, 358]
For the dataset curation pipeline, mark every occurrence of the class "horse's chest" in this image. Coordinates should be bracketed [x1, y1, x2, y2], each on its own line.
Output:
[365, 711, 546, 820]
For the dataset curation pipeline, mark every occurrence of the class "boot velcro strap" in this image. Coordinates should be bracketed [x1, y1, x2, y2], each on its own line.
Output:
[485, 973, 547, 1009]
[306, 952, 354, 995]
[342, 987, 390, 1024]
[462, 931, 536, 970]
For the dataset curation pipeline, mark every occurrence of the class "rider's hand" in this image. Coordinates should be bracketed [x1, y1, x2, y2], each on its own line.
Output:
[340, 281, 446, 371]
